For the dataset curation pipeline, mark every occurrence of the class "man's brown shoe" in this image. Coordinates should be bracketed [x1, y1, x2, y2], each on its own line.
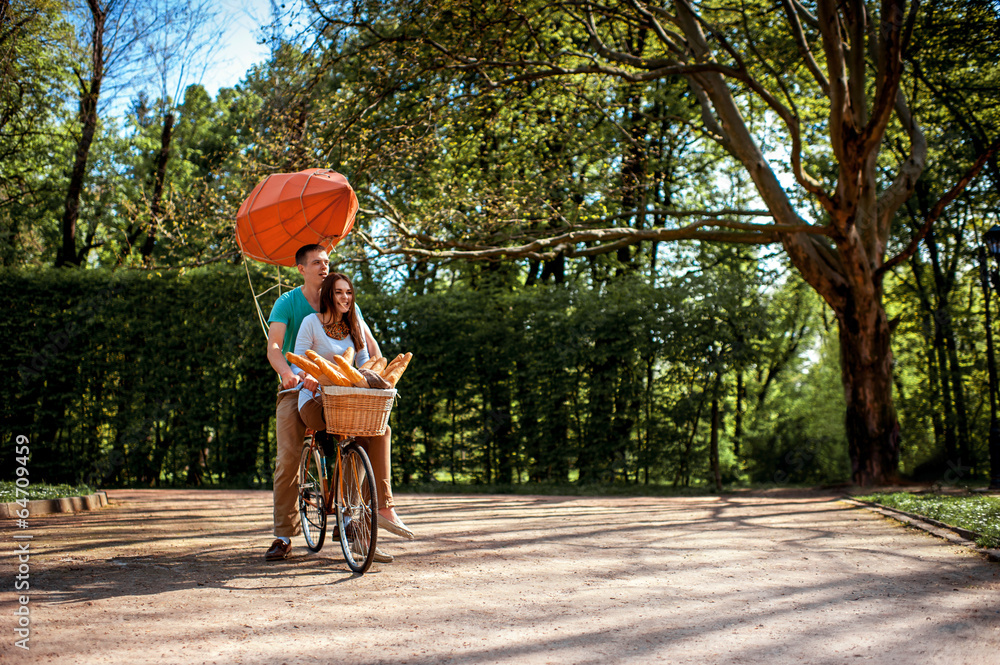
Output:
[265, 539, 292, 561]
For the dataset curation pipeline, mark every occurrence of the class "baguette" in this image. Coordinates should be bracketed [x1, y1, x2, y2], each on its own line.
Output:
[343, 345, 355, 365]
[304, 350, 353, 387]
[320, 356, 354, 388]
[286, 352, 323, 378]
[383, 352, 412, 387]
[360, 356, 378, 371]
[372, 356, 389, 374]
[318, 357, 354, 387]
[379, 354, 404, 377]
[334, 354, 369, 388]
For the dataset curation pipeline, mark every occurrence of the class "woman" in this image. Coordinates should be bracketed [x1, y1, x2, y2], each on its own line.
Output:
[293, 272, 414, 542]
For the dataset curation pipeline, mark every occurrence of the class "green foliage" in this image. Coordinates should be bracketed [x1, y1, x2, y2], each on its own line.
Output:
[0, 480, 94, 503]
[0, 265, 278, 487]
[8, 1, 1000, 493]
[358, 259, 844, 490]
[1, 257, 854, 491]
[742, 324, 852, 485]
[0, 0, 74, 266]
[106, 83, 250, 268]
[858, 492, 1000, 549]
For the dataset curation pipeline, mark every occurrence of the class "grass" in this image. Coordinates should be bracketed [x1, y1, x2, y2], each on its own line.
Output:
[857, 492, 1000, 549]
[0, 481, 96, 504]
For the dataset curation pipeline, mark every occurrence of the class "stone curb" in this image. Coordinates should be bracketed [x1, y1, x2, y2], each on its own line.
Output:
[1, 491, 109, 520]
[843, 496, 1000, 563]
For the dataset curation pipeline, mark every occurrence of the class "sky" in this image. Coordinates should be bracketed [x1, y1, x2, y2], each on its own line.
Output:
[102, 0, 275, 119]
[200, 0, 275, 98]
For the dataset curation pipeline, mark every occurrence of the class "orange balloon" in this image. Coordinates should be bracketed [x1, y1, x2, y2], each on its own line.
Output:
[235, 168, 359, 266]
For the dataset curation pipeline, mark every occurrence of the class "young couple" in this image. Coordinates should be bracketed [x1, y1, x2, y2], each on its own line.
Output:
[263, 244, 412, 563]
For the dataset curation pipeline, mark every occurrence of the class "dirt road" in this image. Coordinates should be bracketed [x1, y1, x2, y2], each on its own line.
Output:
[2, 489, 998, 664]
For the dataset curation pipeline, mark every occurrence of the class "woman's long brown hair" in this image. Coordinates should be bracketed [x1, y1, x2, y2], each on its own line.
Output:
[319, 272, 364, 351]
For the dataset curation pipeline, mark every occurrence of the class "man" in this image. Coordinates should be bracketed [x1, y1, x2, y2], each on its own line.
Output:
[263, 243, 386, 561]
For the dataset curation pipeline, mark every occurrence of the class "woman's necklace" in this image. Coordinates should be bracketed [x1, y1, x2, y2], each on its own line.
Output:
[322, 317, 350, 340]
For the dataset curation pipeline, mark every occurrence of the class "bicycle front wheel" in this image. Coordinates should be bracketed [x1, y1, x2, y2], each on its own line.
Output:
[335, 441, 378, 573]
[298, 440, 327, 552]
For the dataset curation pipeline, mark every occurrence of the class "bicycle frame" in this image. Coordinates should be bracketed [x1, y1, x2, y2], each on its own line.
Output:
[305, 430, 351, 517]
[298, 427, 379, 572]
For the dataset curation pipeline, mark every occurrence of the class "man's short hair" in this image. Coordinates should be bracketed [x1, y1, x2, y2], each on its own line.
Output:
[295, 244, 327, 266]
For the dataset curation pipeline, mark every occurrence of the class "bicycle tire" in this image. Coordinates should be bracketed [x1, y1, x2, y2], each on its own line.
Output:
[335, 441, 378, 573]
[298, 438, 327, 552]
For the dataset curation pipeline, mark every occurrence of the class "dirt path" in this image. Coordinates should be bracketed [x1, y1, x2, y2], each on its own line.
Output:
[2, 489, 998, 664]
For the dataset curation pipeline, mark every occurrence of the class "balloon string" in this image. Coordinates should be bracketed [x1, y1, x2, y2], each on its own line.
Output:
[244, 259, 270, 339]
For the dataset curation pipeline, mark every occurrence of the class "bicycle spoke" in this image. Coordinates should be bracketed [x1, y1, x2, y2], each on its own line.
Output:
[336, 442, 378, 573]
[298, 443, 327, 552]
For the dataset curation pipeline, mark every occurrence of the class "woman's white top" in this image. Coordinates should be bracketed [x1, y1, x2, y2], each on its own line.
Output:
[293, 314, 370, 411]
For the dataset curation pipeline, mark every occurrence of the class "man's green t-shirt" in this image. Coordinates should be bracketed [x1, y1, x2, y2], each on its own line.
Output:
[268, 286, 366, 367]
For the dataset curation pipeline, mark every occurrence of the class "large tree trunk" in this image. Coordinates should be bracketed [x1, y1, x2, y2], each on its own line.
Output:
[56, 0, 106, 267]
[811, 227, 905, 487]
[671, 0, 914, 484]
[837, 308, 900, 485]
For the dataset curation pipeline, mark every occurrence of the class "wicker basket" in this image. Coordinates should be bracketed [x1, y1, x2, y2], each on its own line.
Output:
[322, 385, 397, 437]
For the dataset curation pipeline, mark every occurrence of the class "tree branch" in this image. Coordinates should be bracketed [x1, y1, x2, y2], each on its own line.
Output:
[875, 86, 927, 248]
[361, 217, 830, 262]
[859, 0, 907, 158]
[790, 0, 820, 29]
[876, 136, 1000, 281]
[780, 0, 830, 96]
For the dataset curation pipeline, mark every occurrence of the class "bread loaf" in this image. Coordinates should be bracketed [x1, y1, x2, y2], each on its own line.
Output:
[343, 345, 356, 365]
[334, 354, 369, 388]
[286, 352, 322, 379]
[380, 354, 404, 377]
[372, 356, 389, 374]
[359, 368, 392, 390]
[383, 352, 412, 387]
[321, 358, 354, 387]
[305, 350, 353, 387]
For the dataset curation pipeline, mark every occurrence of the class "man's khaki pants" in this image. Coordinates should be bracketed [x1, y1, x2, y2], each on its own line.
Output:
[274, 390, 304, 538]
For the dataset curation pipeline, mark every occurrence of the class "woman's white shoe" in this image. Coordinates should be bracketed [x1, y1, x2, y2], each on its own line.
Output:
[378, 513, 415, 540]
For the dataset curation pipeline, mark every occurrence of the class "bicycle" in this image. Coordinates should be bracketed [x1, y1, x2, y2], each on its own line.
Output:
[297, 429, 379, 573]
[294, 382, 396, 574]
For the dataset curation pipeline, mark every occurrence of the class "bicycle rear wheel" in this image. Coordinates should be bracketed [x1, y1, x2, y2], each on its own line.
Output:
[298, 438, 327, 552]
[335, 441, 378, 573]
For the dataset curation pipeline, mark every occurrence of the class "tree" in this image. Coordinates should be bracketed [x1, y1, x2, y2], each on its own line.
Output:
[305, 0, 1000, 485]
[0, 0, 73, 265]
[119, 0, 222, 264]
[887, 0, 1000, 478]
[55, 0, 155, 267]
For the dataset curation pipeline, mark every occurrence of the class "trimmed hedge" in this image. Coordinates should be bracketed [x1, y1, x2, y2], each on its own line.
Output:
[1, 266, 278, 487]
[1, 267, 696, 488]
[2, 266, 838, 489]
